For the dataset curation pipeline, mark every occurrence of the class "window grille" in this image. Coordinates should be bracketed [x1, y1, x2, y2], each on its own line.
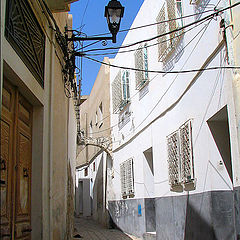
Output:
[135, 44, 149, 90]
[180, 121, 194, 186]
[191, 0, 210, 20]
[112, 70, 130, 113]
[157, 0, 183, 62]
[120, 158, 134, 199]
[167, 131, 182, 191]
[167, 120, 195, 192]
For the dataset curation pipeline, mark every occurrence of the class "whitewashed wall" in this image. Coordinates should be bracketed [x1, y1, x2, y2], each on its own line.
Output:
[109, 0, 238, 201]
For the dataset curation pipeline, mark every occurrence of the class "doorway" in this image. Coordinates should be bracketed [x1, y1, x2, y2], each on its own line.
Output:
[1, 79, 32, 239]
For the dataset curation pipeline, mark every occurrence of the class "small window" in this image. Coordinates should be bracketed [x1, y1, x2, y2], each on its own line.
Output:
[89, 121, 93, 137]
[84, 168, 88, 176]
[120, 158, 134, 199]
[112, 70, 131, 113]
[93, 162, 96, 172]
[99, 102, 103, 128]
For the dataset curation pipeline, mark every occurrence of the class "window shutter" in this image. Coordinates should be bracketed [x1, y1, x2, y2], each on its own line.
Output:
[157, 0, 183, 62]
[112, 71, 122, 113]
[156, 5, 168, 61]
[180, 120, 194, 185]
[167, 131, 182, 191]
[135, 46, 144, 90]
[120, 158, 134, 198]
[120, 162, 127, 198]
[126, 158, 134, 197]
[167, 120, 195, 192]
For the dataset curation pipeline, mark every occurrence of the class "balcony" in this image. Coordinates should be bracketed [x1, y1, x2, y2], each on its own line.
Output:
[45, 0, 79, 12]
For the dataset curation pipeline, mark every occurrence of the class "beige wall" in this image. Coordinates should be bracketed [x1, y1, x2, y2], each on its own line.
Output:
[76, 57, 111, 167]
[1, 1, 77, 239]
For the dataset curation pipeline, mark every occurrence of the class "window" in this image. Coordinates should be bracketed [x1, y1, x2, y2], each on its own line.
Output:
[99, 102, 103, 128]
[167, 120, 195, 192]
[95, 111, 98, 126]
[156, 0, 184, 62]
[135, 44, 149, 90]
[190, 0, 210, 20]
[93, 162, 96, 172]
[120, 158, 134, 199]
[89, 121, 93, 137]
[84, 168, 88, 176]
[112, 70, 130, 113]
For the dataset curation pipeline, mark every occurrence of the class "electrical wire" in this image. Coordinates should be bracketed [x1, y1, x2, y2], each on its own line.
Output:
[86, 20, 212, 128]
[81, 19, 213, 136]
[84, 56, 240, 74]
[84, 17, 211, 57]
[80, 2, 240, 54]
[89, 8, 216, 38]
[79, 0, 91, 31]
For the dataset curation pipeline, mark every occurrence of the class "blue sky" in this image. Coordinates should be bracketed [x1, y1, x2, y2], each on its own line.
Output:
[69, 0, 144, 95]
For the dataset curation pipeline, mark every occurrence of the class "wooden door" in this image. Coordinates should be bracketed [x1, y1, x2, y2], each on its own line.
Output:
[0, 79, 32, 239]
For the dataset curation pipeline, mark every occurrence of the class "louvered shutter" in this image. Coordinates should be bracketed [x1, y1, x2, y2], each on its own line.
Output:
[167, 131, 182, 191]
[180, 120, 194, 184]
[135, 46, 144, 90]
[126, 158, 134, 197]
[120, 161, 127, 198]
[167, 0, 183, 49]
[112, 71, 122, 113]
[120, 158, 134, 198]
[156, 5, 168, 61]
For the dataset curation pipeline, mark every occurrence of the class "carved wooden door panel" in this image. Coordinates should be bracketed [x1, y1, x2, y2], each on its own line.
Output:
[0, 81, 15, 239]
[0, 80, 32, 240]
[14, 94, 32, 239]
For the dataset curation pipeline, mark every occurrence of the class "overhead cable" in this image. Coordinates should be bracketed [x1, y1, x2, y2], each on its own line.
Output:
[82, 2, 240, 54]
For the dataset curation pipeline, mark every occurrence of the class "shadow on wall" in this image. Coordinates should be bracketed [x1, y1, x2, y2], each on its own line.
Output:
[184, 194, 217, 240]
[92, 155, 105, 224]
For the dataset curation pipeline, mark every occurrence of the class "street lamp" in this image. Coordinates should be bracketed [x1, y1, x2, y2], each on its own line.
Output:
[105, 0, 124, 43]
[66, 0, 124, 44]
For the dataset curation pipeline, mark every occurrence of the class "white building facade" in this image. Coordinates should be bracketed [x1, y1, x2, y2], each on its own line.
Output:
[107, 0, 240, 239]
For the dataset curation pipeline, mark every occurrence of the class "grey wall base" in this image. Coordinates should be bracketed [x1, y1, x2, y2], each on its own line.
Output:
[108, 188, 240, 240]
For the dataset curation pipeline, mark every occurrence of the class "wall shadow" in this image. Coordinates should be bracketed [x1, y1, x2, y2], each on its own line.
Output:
[184, 194, 217, 240]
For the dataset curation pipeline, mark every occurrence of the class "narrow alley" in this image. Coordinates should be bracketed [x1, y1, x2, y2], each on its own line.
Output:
[73, 217, 141, 240]
[1, 0, 240, 239]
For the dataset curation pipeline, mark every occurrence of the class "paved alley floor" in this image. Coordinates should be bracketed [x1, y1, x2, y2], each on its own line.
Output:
[74, 217, 141, 240]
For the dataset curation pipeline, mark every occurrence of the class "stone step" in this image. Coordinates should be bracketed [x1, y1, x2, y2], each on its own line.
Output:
[143, 232, 156, 240]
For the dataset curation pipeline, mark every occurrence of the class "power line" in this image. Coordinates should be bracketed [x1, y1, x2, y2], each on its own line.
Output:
[88, 20, 212, 129]
[85, 17, 211, 57]
[111, 17, 215, 142]
[84, 56, 240, 74]
[88, 8, 216, 38]
[82, 19, 213, 135]
[81, 2, 240, 54]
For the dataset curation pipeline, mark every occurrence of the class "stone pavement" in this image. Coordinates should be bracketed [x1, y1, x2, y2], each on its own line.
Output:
[73, 217, 141, 240]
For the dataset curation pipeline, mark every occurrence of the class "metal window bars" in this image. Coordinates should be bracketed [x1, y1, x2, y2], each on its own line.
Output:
[167, 120, 195, 192]
[120, 158, 135, 199]
[156, 0, 184, 63]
